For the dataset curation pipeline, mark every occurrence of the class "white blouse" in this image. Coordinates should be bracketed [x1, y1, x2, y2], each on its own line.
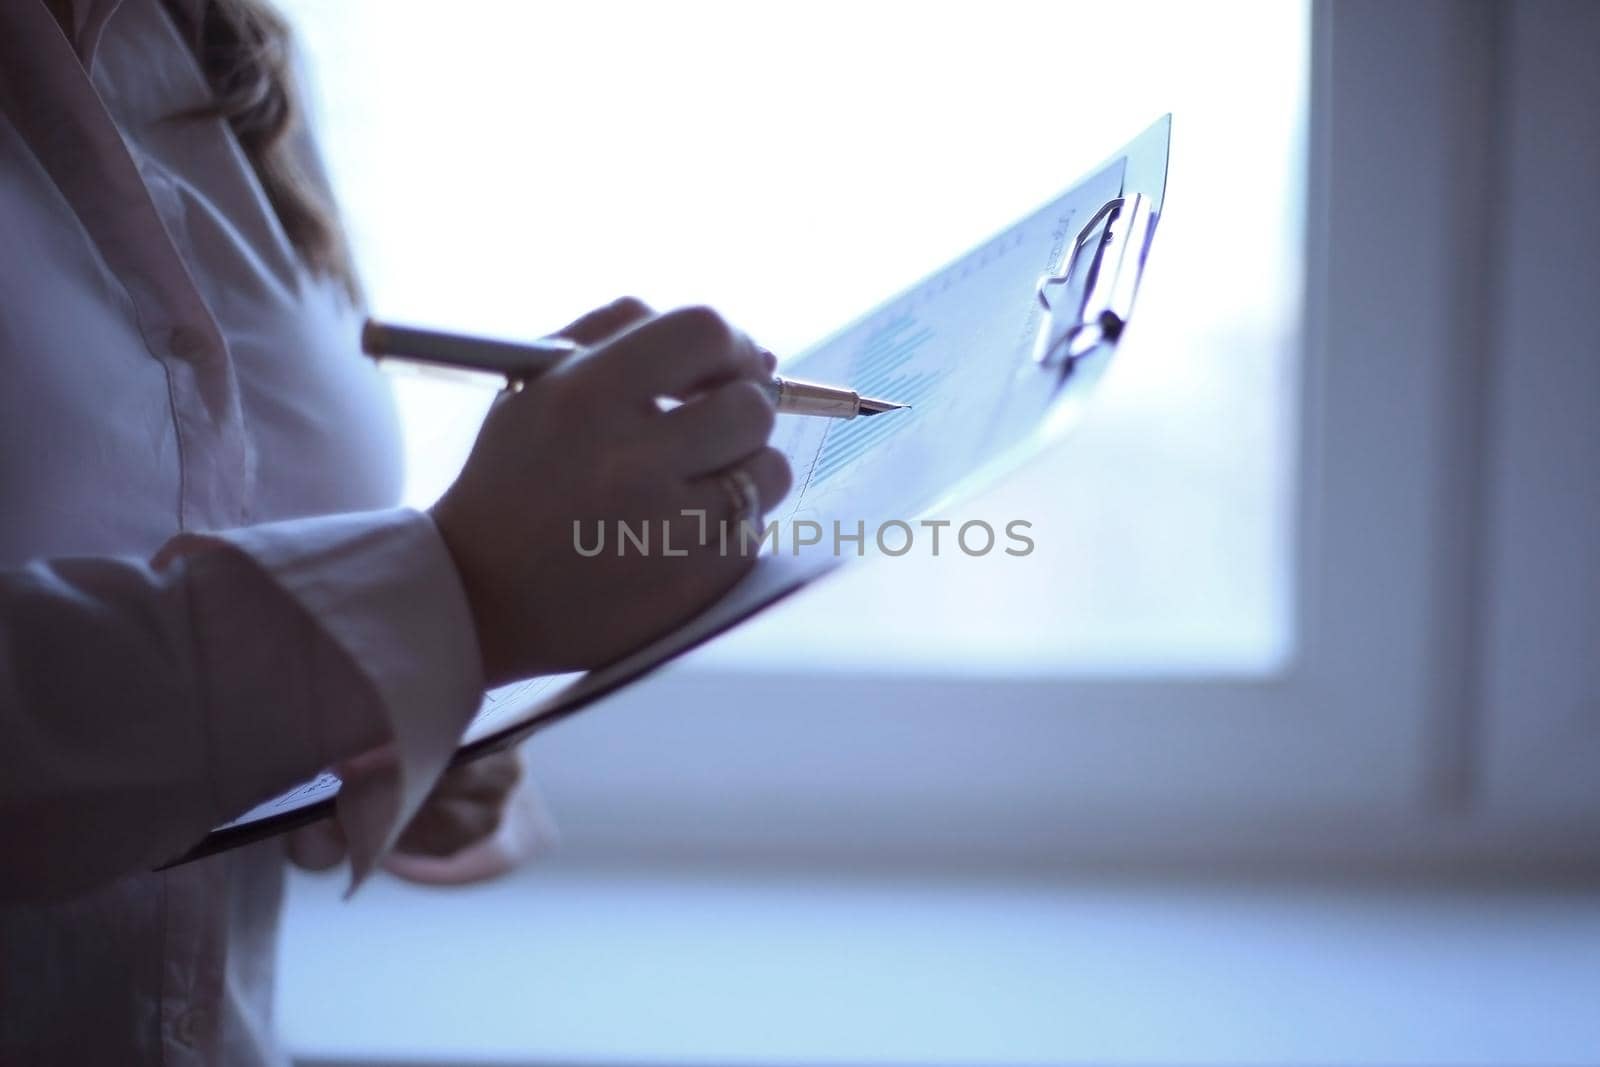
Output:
[0, 1, 493, 1063]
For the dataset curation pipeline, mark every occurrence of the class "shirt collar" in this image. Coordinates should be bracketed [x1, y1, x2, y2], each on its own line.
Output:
[61, 0, 210, 66]
[54, 0, 123, 66]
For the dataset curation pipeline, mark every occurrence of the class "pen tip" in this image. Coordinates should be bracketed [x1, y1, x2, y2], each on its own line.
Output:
[857, 397, 911, 416]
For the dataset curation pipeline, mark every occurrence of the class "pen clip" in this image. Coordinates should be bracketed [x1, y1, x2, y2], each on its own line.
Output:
[1033, 192, 1153, 372]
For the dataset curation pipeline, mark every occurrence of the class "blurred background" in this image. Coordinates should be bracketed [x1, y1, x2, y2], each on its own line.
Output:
[272, 1, 1600, 1064]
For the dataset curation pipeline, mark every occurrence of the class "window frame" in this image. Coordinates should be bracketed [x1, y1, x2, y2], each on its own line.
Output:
[520, 0, 1598, 873]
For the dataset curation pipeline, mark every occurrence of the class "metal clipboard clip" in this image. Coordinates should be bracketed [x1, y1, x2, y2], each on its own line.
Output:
[1033, 192, 1154, 373]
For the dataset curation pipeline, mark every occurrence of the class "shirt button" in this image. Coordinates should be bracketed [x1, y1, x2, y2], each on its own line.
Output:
[168, 326, 210, 362]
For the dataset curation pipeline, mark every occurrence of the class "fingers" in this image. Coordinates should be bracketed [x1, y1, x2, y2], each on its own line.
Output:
[737, 446, 794, 517]
[551, 295, 654, 347]
[391, 750, 525, 858]
[429, 750, 521, 802]
[581, 305, 767, 404]
[682, 446, 793, 528]
[657, 380, 776, 476]
[285, 818, 347, 871]
[395, 795, 505, 858]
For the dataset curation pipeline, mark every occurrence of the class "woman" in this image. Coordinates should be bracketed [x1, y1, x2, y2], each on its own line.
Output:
[0, 0, 790, 1062]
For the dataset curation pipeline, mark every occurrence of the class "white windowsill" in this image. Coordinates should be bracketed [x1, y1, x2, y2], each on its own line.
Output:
[281, 865, 1600, 1067]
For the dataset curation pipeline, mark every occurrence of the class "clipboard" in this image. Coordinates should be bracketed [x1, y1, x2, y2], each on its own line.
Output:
[163, 115, 1171, 868]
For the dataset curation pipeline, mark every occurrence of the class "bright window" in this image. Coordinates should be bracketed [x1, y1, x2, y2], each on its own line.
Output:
[282, 0, 1307, 674]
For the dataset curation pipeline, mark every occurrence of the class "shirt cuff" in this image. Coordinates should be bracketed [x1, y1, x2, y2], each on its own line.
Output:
[185, 508, 485, 889]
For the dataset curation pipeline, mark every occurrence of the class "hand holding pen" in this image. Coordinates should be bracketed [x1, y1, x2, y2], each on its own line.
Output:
[423, 298, 797, 684]
[362, 318, 910, 419]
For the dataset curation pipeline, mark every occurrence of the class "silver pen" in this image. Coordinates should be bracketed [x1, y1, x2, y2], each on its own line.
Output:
[361, 319, 909, 419]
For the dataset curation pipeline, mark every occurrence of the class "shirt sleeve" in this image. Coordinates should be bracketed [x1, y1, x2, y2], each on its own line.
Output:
[0, 508, 485, 903]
